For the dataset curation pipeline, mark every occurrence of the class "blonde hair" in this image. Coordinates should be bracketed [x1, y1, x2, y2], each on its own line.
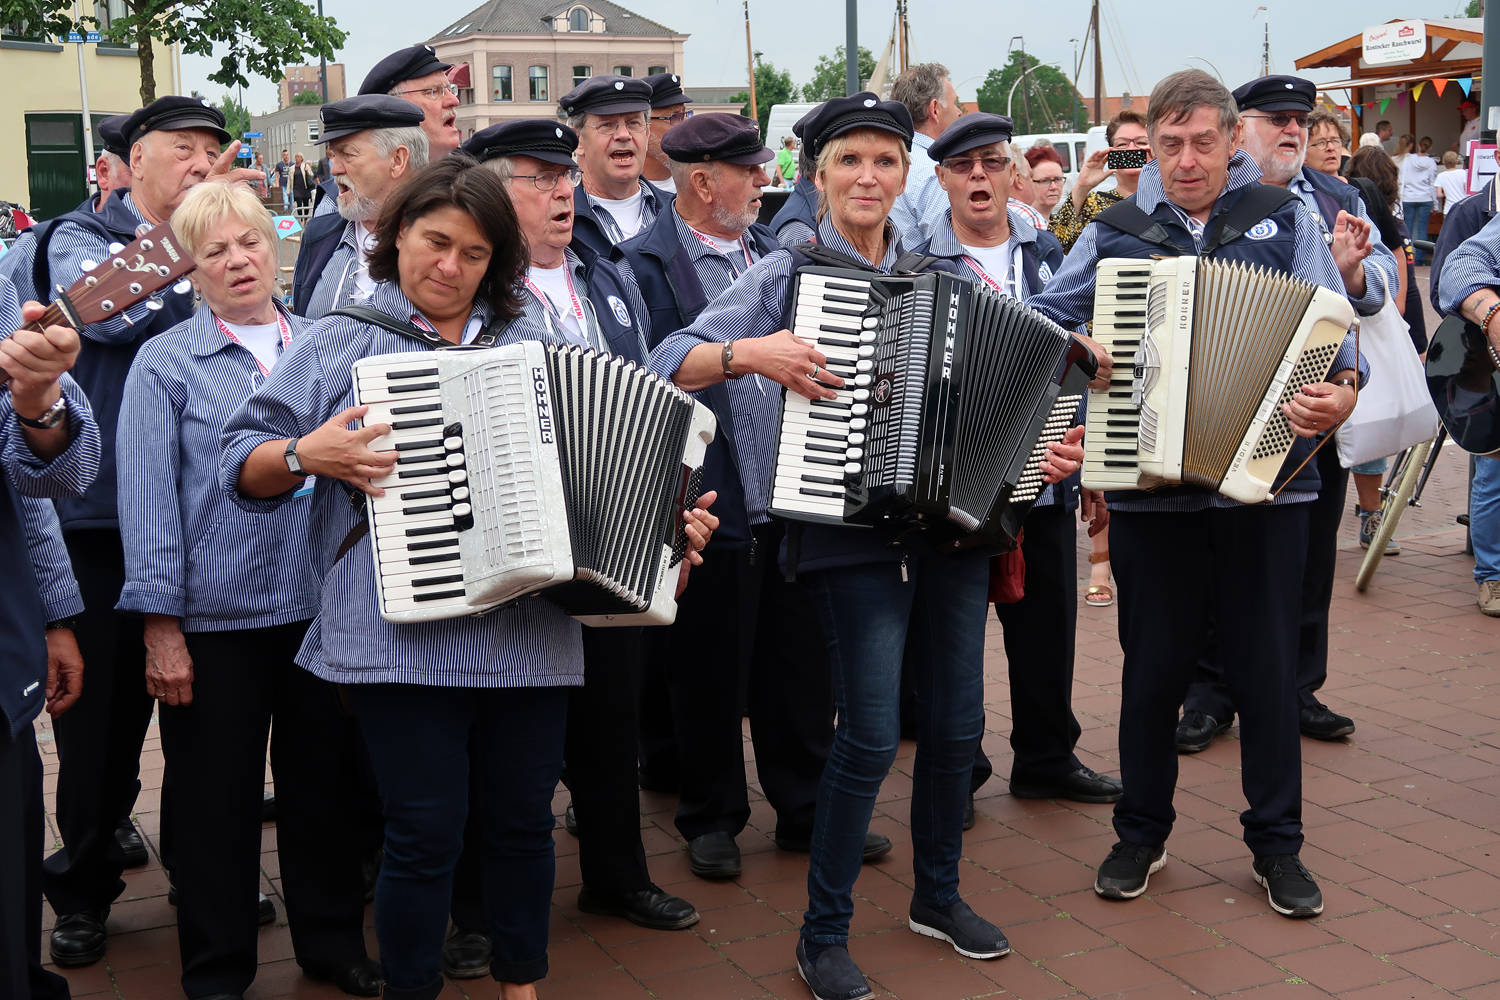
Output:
[813, 127, 912, 221]
[173, 182, 278, 260]
[1443, 150, 1462, 169]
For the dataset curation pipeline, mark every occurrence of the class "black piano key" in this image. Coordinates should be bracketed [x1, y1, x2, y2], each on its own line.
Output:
[400, 487, 450, 500]
[388, 381, 439, 394]
[401, 503, 452, 516]
[411, 573, 464, 587]
[1104, 448, 1139, 455]
[396, 453, 444, 465]
[808, 412, 851, 422]
[799, 487, 845, 498]
[817, 336, 859, 348]
[817, 323, 860, 334]
[395, 439, 443, 452]
[807, 430, 846, 441]
[821, 305, 864, 317]
[406, 537, 459, 551]
[805, 442, 844, 454]
[810, 399, 852, 411]
[405, 524, 455, 537]
[802, 455, 845, 467]
[390, 402, 442, 414]
[1103, 461, 1139, 468]
[824, 280, 869, 293]
[413, 589, 466, 602]
[391, 417, 443, 429]
[409, 552, 461, 566]
[387, 367, 438, 380]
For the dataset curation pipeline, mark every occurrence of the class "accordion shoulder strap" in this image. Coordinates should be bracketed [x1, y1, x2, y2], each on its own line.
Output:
[791, 242, 880, 272]
[1201, 183, 1298, 256]
[1091, 200, 1190, 254]
[327, 305, 498, 348]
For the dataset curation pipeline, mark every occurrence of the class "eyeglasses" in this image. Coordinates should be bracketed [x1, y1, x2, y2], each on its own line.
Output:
[1241, 112, 1311, 130]
[941, 155, 1011, 174]
[1032, 175, 1065, 186]
[510, 168, 582, 191]
[1111, 138, 1152, 149]
[1308, 137, 1345, 151]
[393, 83, 459, 101]
[650, 110, 694, 125]
[587, 118, 647, 136]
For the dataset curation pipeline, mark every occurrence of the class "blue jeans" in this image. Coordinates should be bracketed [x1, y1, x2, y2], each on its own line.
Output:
[1473, 456, 1500, 583]
[1404, 201, 1433, 263]
[346, 683, 568, 997]
[799, 547, 989, 947]
[280, 184, 292, 211]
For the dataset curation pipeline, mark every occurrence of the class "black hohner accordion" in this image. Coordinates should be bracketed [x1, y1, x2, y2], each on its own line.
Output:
[768, 265, 1099, 551]
[1082, 256, 1356, 503]
[352, 342, 715, 625]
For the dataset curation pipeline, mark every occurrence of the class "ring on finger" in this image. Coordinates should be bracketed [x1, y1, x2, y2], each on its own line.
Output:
[809, 364, 821, 380]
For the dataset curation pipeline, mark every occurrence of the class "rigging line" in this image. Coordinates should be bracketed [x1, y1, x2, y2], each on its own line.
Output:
[1101, 0, 1143, 97]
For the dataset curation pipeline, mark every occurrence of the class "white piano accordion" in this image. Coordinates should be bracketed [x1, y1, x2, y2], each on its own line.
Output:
[1082, 256, 1356, 504]
[351, 342, 716, 625]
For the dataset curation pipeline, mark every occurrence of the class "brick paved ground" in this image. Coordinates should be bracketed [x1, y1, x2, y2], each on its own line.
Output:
[37, 274, 1500, 999]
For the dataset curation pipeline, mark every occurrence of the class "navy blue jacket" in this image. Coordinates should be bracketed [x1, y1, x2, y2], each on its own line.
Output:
[570, 179, 672, 260]
[770, 173, 818, 242]
[569, 238, 650, 364]
[290, 211, 348, 317]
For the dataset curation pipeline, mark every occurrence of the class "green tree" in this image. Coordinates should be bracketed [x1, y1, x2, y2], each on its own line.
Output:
[975, 51, 1087, 134]
[217, 93, 250, 140]
[802, 45, 876, 102]
[292, 89, 324, 105]
[1464, 0, 1481, 17]
[728, 58, 798, 136]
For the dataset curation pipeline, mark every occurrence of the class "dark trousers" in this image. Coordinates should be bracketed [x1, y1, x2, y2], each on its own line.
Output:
[1184, 446, 1349, 719]
[348, 683, 568, 996]
[0, 728, 71, 1000]
[158, 621, 368, 998]
[44, 529, 154, 915]
[1112, 504, 1308, 857]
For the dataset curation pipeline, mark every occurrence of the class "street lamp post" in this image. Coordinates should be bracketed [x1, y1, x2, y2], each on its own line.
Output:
[318, 0, 329, 101]
[845, 0, 858, 96]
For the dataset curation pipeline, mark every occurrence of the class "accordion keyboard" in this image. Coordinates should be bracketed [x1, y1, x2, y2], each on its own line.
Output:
[771, 271, 878, 522]
[1082, 263, 1152, 490]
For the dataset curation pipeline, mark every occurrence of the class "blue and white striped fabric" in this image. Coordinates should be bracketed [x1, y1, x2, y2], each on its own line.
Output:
[0, 279, 100, 498]
[1437, 209, 1500, 315]
[776, 219, 815, 248]
[220, 281, 584, 688]
[116, 303, 320, 632]
[1285, 172, 1395, 316]
[304, 220, 362, 321]
[0, 230, 40, 305]
[45, 193, 156, 342]
[890, 131, 948, 246]
[648, 217, 902, 525]
[21, 496, 83, 620]
[1027, 151, 1369, 513]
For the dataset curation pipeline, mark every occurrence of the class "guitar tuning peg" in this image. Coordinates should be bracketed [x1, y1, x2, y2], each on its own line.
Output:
[80, 260, 98, 273]
[145, 298, 164, 312]
[173, 279, 192, 295]
[108, 242, 125, 254]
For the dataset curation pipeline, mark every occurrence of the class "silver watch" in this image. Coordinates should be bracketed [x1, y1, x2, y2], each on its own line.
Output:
[15, 395, 68, 430]
[284, 438, 305, 476]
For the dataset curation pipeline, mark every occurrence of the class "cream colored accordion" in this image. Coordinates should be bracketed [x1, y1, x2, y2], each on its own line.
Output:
[1082, 257, 1356, 504]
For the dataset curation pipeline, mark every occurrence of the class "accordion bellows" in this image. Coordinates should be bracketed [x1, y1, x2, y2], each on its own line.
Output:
[352, 342, 714, 625]
[1083, 256, 1355, 504]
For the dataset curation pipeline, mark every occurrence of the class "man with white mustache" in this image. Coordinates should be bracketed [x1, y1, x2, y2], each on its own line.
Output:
[290, 96, 430, 319]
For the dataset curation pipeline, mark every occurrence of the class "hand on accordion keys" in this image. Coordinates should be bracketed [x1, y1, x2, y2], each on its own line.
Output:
[1040, 425, 1086, 484]
[1281, 377, 1358, 438]
[743, 329, 845, 400]
[675, 490, 720, 599]
[298, 405, 399, 496]
[1075, 333, 1114, 392]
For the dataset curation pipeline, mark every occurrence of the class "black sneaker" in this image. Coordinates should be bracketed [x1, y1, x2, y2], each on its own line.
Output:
[1299, 703, 1355, 740]
[908, 897, 1010, 959]
[796, 940, 872, 1000]
[1094, 841, 1167, 899]
[1176, 711, 1232, 753]
[1252, 854, 1323, 917]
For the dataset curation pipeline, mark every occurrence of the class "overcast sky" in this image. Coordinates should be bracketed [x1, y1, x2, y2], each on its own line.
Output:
[183, 0, 1473, 117]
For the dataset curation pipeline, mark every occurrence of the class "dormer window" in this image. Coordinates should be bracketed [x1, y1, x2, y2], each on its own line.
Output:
[568, 7, 587, 31]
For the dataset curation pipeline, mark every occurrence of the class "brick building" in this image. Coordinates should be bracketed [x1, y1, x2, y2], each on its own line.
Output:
[278, 64, 347, 109]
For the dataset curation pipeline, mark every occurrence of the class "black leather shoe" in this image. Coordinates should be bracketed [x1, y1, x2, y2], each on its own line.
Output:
[773, 830, 892, 862]
[306, 957, 384, 997]
[1010, 766, 1123, 803]
[963, 794, 976, 831]
[1300, 703, 1355, 740]
[258, 893, 276, 925]
[115, 820, 148, 867]
[909, 897, 1010, 959]
[564, 801, 578, 837]
[688, 831, 741, 879]
[1176, 710, 1232, 753]
[49, 909, 108, 967]
[261, 791, 276, 823]
[441, 925, 492, 979]
[578, 884, 700, 930]
[796, 939, 872, 1000]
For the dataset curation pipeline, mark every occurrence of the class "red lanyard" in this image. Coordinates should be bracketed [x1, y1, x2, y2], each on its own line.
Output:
[215, 312, 292, 377]
[523, 267, 589, 337]
[689, 227, 754, 273]
[961, 245, 1023, 300]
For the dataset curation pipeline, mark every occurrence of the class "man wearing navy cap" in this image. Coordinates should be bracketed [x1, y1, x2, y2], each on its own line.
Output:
[620, 112, 896, 883]
[1176, 76, 1398, 755]
[640, 72, 693, 195]
[559, 74, 673, 255]
[291, 95, 430, 319]
[359, 43, 460, 156]
[22, 94, 262, 969]
[80, 114, 132, 214]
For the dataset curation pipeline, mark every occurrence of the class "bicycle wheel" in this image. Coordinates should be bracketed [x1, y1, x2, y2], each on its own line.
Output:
[1355, 438, 1433, 592]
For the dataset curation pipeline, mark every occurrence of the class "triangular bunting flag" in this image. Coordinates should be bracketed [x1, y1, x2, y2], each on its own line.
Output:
[1380, 97, 1391, 113]
[1433, 77, 1448, 97]
[1413, 82, 1426, 102]
[1459, 77, 1473, 96]
[1397, 91, 1407, 107]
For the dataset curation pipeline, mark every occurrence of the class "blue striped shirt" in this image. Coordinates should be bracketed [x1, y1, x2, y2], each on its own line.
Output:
[116, 304, 321, 631]
[219, 281, 584, 688]
[648, 217, 902, 524]
[890, 131, 948, 245]
[0, 231, 40, 305]
[46, 193, 157, 342]
[1027, 152, 1368, 513]
[777, 219, 816, 248]
[1437, 208, 1500, 314]
[21, 496, 84, 621]
[304, 220, 367, 321]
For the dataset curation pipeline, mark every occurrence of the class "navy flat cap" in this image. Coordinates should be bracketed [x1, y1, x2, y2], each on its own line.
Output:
[643, 72, 692, 109]
[461, 120, 579, 168]
[793, 92, 912, 158]
[661, 113, 773, 165]
[558, 74, 653, 118]
[1232, 75, 1317, 113]
[98, 114, 131, 158]
[928, 113, 1016, 163]
[360, 44, 451, 97]
[121, 96, 230, 147]
[316, 95, 426, 145]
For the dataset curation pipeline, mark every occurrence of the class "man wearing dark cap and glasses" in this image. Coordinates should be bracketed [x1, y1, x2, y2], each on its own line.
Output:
[621, 112, 896, 886]
[291, 95, 430, 319]
[640, 71, 694, 195]
[559, 74, 673, 255]
[360, 43, 461, 156]
[21, 95, 263, 971]
[646, 93, 1087, 999]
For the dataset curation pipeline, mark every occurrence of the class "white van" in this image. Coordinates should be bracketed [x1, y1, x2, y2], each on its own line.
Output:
[765, 103, 820, 160]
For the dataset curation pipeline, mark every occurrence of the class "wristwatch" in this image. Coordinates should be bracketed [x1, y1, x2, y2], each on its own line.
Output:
[46, 616, 81, 632]
[15, 396, 68, 430]
[721, 341, 742, 380]
[284, 438, 305, 476]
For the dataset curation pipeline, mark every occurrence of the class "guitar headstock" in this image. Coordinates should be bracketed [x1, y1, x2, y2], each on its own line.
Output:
[54, 223, 197, 330]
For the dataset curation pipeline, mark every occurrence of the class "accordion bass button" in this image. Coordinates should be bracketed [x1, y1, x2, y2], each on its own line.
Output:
[445, 454, 466, 468]
[861, 317, 879, 329]
[851, 403, 869, 416]
[452, 502, 473, 518]
[854, 374, 872, 387]
[855, 360, 874, 373]
[859, 332, 877, 344]
[448, 470, 467, 484]
[853, 388, 870, 401]
[850, 418, 868, 431]
[848, 432, 866, 445]
[846, 448, 863, 460]
[858, 346, 875, 358]
[443, 436, 463, 451]
[844, 462, 862, 475]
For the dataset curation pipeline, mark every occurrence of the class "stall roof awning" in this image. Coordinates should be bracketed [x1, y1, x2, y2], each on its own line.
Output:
[1313, 68, 1480, 91]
